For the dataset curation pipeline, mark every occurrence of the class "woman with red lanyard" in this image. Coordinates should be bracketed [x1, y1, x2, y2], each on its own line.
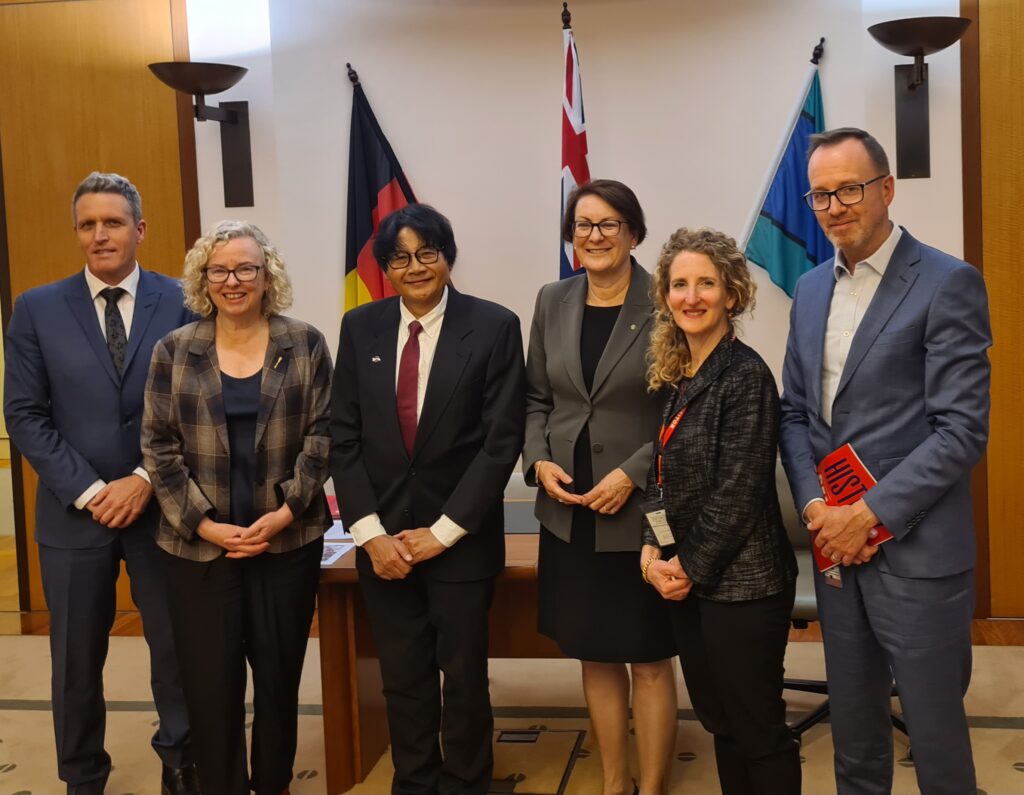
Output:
[641, 227, 800, 795]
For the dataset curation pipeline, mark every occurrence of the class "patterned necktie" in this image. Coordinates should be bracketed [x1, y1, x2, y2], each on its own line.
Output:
[396, 320, 424, 456]
[100, 286, 128, 375]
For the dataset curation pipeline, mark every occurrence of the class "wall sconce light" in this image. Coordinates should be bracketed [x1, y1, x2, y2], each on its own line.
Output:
[867, 16, 970, 179]
[148, 61, 254, 207]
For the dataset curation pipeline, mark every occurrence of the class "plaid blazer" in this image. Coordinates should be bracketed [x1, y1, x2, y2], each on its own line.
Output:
[142, 315, 333, 562]
[642, 335, 797, 602]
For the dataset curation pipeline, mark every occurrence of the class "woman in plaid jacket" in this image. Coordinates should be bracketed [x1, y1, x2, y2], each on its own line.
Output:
[640, 228, 799, 795]
[142, 220, 332, 795]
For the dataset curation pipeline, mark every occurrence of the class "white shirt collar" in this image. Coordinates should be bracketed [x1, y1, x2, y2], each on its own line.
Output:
[399, 285, 449, 338]
[833, 223, 903, 281]
[84, 263, 141, 300]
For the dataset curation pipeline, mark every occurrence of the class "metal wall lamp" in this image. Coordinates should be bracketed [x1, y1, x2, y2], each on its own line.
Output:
[148, 61, 254, 207]
[867, 16, 970, 179]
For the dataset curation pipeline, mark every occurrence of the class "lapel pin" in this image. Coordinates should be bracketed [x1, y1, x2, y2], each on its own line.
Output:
[372, 355, 382, 363]
[273, 356, 283, 369]
[629, 323, 637, 331]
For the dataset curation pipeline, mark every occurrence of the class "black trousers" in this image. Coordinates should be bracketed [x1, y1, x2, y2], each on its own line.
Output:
[161, 537, 322, 795]
[669, 583, 801, 795]
[359, 568, 496, 795]
[39, 531, 191, 793]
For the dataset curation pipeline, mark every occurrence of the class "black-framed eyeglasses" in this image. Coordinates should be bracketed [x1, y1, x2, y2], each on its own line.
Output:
[572, 219, 627, 238]
[386, 247, 441, 270]
[803, 174, 888, 212]
[203, 264, 262, 283]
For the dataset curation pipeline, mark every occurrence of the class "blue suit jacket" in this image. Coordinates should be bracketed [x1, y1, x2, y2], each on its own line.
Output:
[779, 229, 991, 578]
[4, 268, 195, 549]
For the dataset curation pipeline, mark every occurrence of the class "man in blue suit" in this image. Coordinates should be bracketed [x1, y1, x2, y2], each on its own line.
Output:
[4, 173, 199, 795]
[780, 128, 991, 795]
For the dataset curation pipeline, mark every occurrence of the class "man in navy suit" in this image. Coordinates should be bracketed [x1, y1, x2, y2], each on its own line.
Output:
[780, 129, 991, 795]
[4, 173, 199, 795]
[330, 204, 526, 795]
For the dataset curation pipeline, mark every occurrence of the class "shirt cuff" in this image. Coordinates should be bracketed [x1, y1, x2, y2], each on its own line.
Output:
[133, 467, 151, 484]
[801, 497, 826, 523]
[350, 513, 387, 547]
[431, 514, 469, 548]
[74, 480, 107, 511]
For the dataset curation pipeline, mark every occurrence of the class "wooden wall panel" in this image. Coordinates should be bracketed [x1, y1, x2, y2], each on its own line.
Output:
[0, 0, 195, 612]
[979, 0, 1024, 615]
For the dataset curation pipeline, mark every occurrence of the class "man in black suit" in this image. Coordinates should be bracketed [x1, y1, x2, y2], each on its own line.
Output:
[330, 204, 526, 795]
[3, 172, 198, 795]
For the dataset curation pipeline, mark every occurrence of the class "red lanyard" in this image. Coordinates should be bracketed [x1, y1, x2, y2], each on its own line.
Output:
[656, 405, 687, 491]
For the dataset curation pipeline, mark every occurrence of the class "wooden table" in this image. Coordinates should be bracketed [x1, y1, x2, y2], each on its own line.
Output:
[317, 534, 561, 794]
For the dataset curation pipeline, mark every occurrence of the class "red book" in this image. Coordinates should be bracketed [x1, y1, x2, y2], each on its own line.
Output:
[326, 494, 341, 520]
[811, 443, 894, 573]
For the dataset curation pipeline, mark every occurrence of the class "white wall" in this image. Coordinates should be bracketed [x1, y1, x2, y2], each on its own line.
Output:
[187, 0, 962, 381]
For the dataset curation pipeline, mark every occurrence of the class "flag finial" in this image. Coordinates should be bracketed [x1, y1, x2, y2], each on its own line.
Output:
[810, 37, 825, 65]
[562, 2, 572, 30]
[346, 63, 360, 86]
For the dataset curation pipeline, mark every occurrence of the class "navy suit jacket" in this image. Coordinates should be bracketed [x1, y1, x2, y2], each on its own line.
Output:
[330, 288, 526, 582]
[779, 229, 991, 578]
[4, 268, 195, 549]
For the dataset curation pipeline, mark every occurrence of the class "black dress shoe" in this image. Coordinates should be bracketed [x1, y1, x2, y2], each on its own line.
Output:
[161, 763, 201, 795]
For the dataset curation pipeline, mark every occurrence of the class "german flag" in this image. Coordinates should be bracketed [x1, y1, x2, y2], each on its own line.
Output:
[345, 67, 416, 310]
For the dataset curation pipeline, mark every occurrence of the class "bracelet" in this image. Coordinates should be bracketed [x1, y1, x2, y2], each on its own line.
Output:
[641, 555, 659, 584]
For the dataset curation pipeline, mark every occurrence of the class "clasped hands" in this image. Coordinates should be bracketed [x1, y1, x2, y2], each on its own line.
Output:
[642, 544, 693, 601]
[86, 474, 153, 528]
[535, 461, 634, 515]
[364, 528, 446, 580]
[197, 504, 295, 559]
[805, 499, 881, 567]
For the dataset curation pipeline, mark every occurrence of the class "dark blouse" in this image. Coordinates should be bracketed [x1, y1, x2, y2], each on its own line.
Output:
[222, 370, 261, 527]
[573, 304, 622, 499]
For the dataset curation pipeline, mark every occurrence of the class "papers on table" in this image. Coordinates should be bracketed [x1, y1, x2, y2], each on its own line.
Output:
[321, 520, 354, 566]
[325, 519, 350, 541]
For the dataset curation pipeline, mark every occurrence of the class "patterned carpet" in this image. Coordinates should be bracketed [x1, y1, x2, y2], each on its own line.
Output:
[1, 637, 1023, 794]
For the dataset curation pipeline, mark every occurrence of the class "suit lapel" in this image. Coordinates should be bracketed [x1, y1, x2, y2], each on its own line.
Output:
[802, 267, 834, 414]
[188, 320, 230, 454]
[678, 334, 733, 408]
[123, 268, 161, 374]
[65, 273, 121, 386]
[835, 235, 920, 399]
[559, 274, 588, 399]
[368, 300, 407, 459]
[591, 262, 651, 397]
[414, 291, 471, 458]
[254, 316, 293, 450]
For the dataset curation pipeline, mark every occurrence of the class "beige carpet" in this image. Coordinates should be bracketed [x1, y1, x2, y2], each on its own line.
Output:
[0, 637, 1023, 794]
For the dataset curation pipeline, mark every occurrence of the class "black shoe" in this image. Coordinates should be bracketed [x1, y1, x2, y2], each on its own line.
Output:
[161, 764, 201, 795]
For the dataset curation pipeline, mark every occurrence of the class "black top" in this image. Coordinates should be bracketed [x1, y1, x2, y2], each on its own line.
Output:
[573, 305, 621, 495]
[222, 370, 261, 527]
[641, 335, 797, 602]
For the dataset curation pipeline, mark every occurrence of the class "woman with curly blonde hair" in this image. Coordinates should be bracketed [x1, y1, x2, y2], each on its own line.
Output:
[640, 227, 800, 795]
[142, 220, 332, 794]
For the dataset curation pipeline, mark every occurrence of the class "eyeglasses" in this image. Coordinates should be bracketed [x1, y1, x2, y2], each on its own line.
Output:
[572, 219, 627, 238]
[803, 175, 888, 212]
[386, 247, 441, 270]
[203, 264, 262, 283]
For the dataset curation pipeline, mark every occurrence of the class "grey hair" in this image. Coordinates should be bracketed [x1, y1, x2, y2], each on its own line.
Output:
[72, 172, 143, 224]
[807, 127, 890, 175]
[182, 220, 294, 318]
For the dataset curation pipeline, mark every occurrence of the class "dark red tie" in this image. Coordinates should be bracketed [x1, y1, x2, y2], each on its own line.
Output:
[397, 320, 423, 455]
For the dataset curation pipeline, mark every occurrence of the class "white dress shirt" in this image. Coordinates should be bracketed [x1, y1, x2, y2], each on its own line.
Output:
[803, 223, 902, 519]
[350, 287, 469, 549]
[74, 264, 150, 510]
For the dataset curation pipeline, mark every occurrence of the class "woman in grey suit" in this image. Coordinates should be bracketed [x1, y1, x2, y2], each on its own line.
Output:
[524, 180, 677, 795]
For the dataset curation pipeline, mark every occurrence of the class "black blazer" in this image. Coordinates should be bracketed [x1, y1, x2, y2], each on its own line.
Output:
[642, 335, 797, 602]
[329, 288, 526, 582]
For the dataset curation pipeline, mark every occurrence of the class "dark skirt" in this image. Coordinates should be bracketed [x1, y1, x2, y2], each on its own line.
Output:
[537, 508, 676, 664]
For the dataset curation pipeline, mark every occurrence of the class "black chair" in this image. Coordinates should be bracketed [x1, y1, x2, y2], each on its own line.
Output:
[776, 461, 908, 742]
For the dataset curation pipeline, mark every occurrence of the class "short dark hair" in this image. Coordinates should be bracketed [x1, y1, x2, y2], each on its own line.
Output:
[561, 179, 647, 245]
[72, 171, 143, 225]
[373, 204, 457, 270]
[807, 127, 890, 175]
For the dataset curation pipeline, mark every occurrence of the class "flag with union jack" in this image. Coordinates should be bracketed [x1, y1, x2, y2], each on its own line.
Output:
[560, 4, 590, 279]
[344, 67, 417, 310]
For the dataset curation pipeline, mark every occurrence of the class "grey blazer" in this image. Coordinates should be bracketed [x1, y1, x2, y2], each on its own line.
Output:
[523, 260, 663, 552]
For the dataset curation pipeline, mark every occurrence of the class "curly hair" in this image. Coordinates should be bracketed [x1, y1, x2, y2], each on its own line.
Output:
[182, 220, 293, 318]
[646, 227, 756, 391]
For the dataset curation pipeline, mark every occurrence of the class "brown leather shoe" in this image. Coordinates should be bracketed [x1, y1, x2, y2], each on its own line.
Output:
[161, 764, 201, 795]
